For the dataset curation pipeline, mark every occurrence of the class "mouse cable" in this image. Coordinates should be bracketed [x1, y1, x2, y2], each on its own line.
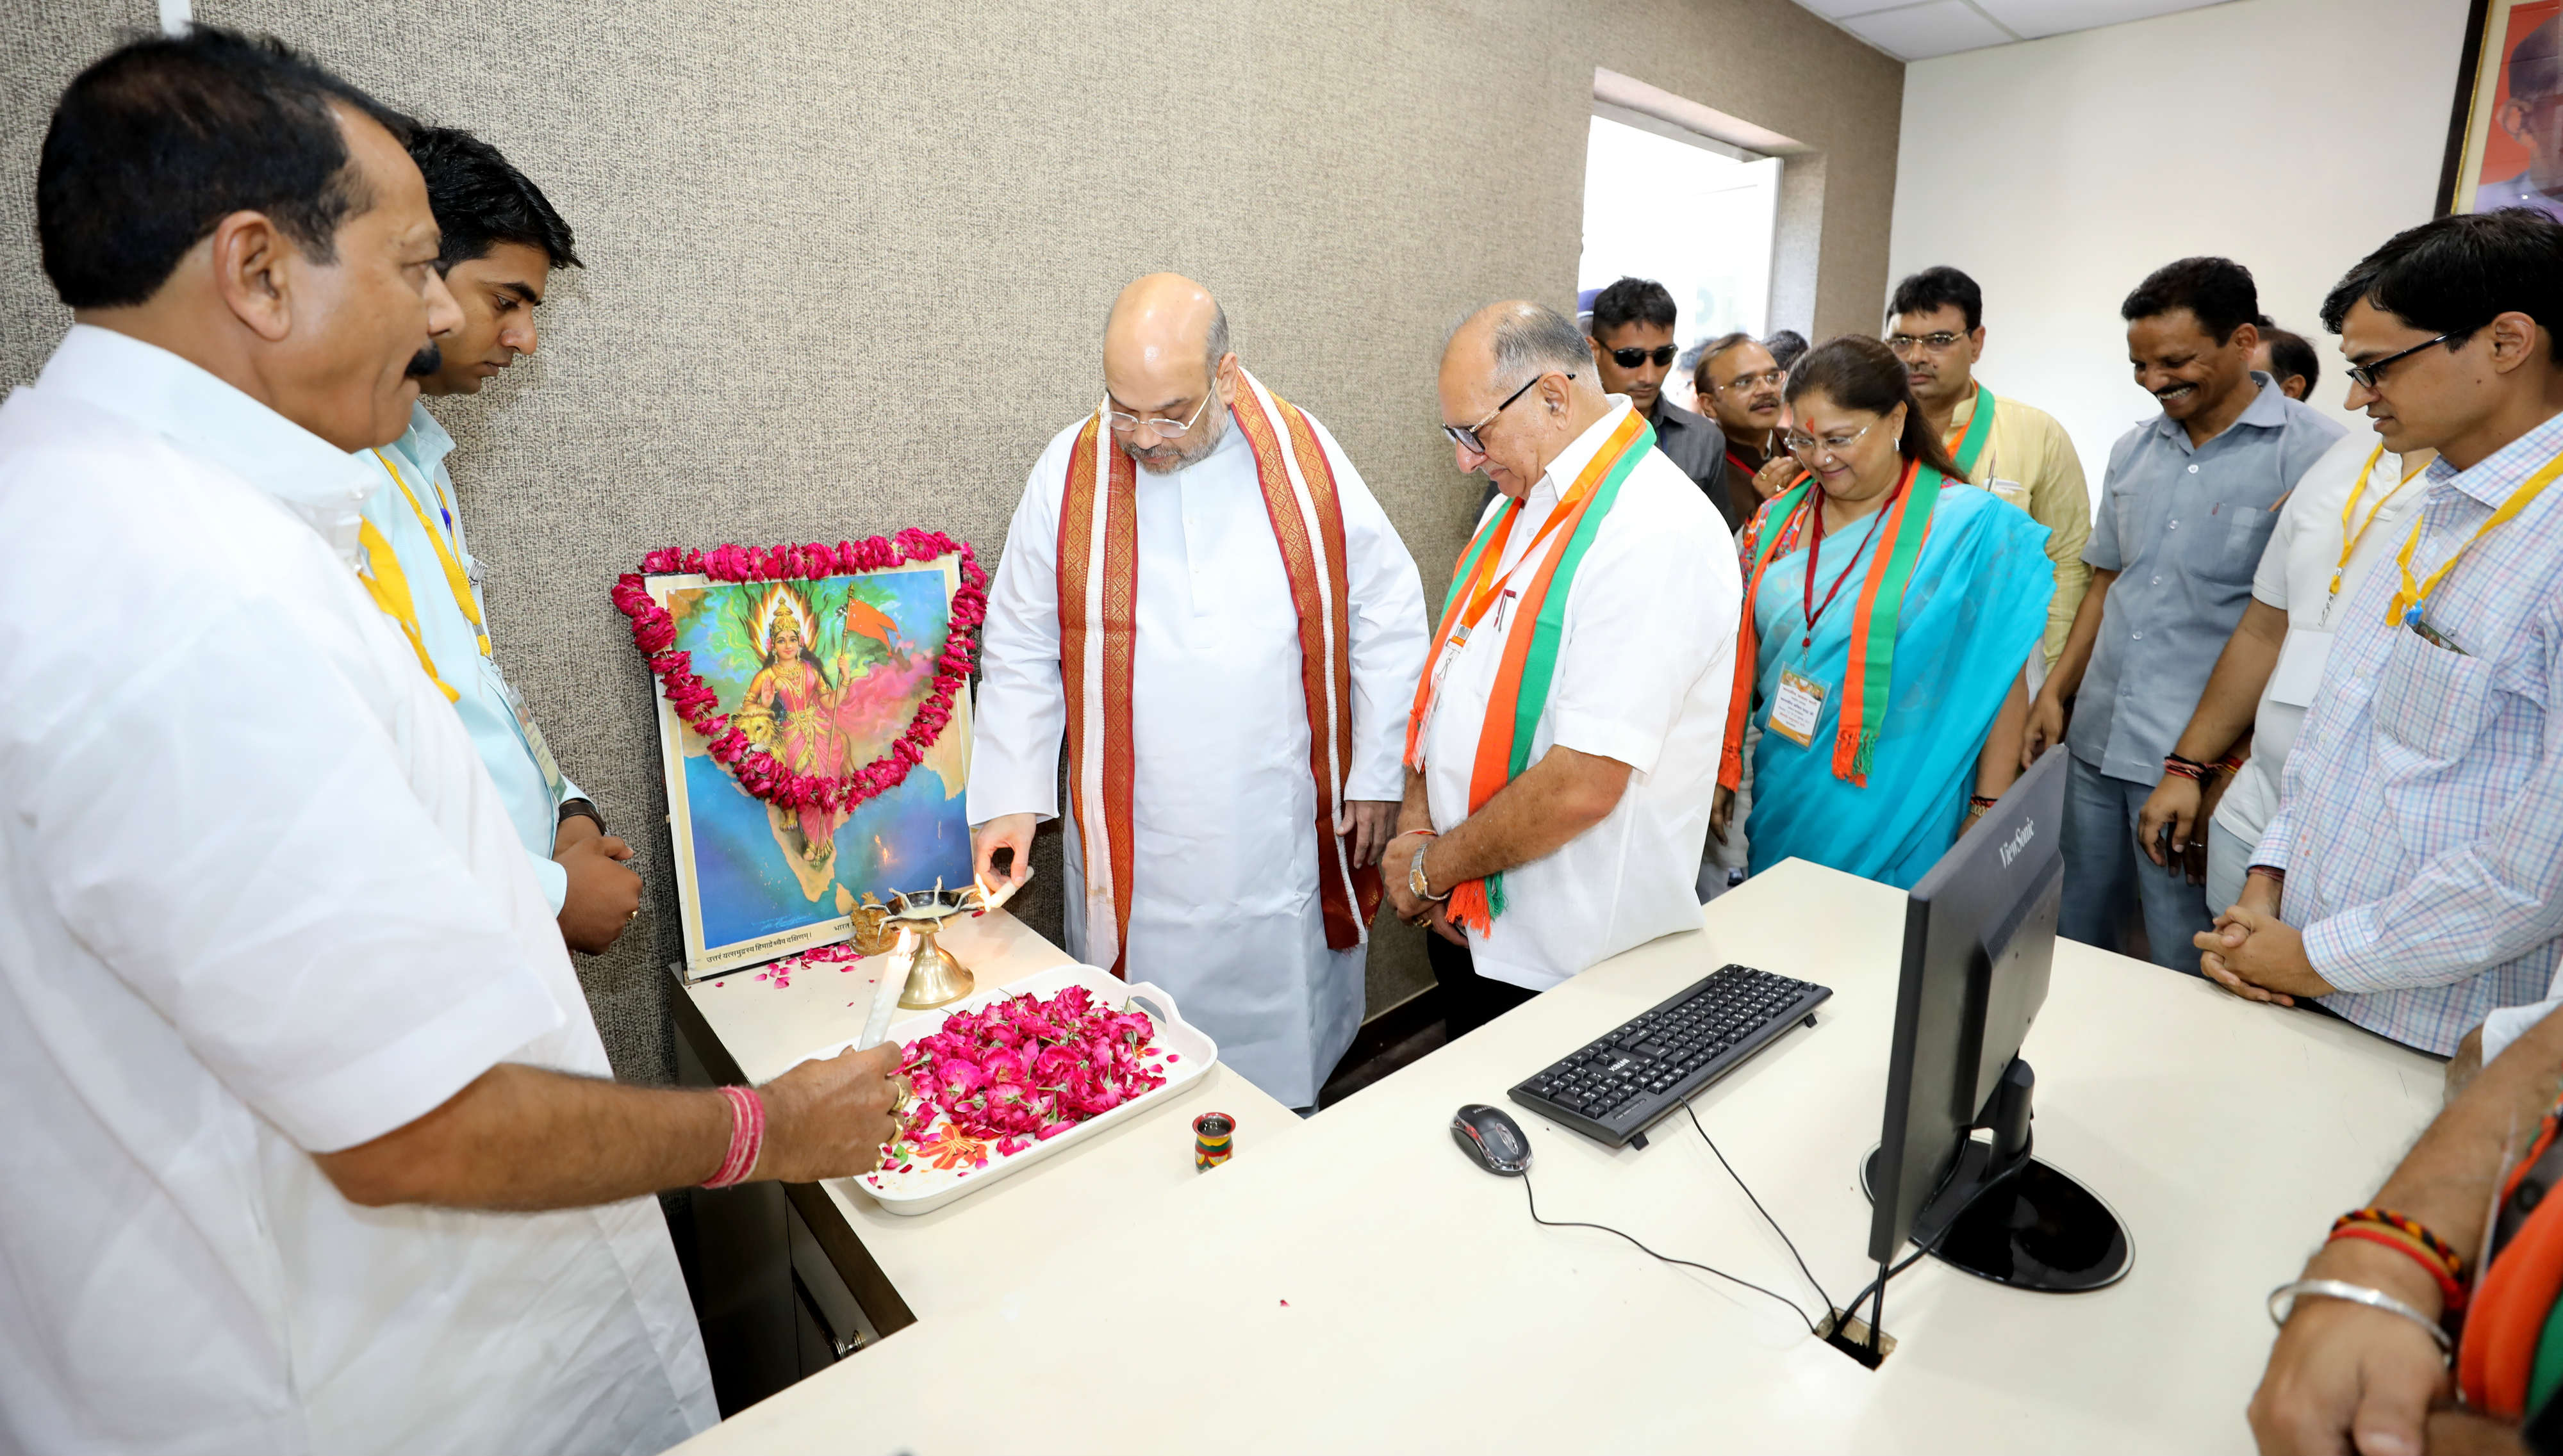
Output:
[1679, 1098, 1836, 1316]
[1520, 1170, 1822, 1337]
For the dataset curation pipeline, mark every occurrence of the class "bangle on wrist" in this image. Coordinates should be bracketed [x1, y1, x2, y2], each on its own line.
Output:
[1408, 831, 1450, 904]
[2268, 1278, 2453, 1355]
[702, 1085, 767, 1189]
[1968, 793, 2000, 810]
[2328, 1225, 2468, 1312]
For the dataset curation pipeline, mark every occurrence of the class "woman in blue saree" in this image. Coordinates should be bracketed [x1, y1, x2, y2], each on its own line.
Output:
[1713, 336, 2053, 890]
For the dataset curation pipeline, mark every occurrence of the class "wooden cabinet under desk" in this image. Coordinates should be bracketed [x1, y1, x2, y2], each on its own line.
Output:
[664, 909, 1298, 1415]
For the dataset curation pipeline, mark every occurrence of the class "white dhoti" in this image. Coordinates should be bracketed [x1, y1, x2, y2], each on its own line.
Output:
[969, 373, 1428, 1107]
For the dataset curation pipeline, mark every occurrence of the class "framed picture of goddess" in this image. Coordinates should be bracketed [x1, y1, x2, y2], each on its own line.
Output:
[644, 557, 973, 975]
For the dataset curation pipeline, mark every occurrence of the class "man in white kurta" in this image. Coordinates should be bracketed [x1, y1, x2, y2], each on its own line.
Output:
[0, 39, 894, 1452]
[1385, 302, 1738, 991]
[971, 275, 1428, 1108]
[0, 323, 714, 1453]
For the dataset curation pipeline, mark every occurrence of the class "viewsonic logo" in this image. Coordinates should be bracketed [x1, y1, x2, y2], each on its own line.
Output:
[1998, 817, 2036, 869]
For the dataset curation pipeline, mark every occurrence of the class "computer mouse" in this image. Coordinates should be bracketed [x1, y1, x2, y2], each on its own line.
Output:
[1451, 1103, 1531, 1176]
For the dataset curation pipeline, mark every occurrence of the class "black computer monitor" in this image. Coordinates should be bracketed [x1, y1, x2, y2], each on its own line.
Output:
[1859, 748, 2128, 1312]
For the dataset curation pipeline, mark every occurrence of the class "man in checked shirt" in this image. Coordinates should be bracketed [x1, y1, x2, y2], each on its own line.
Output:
[2199, 208, 2563, 1058]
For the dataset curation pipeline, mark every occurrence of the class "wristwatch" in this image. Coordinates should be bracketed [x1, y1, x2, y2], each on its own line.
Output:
[557, 798, 604, 835]
[1408, 838, 1450, 903]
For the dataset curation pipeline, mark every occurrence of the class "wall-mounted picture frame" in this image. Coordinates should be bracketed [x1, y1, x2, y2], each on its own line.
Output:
[2441, 0, 2563, 220]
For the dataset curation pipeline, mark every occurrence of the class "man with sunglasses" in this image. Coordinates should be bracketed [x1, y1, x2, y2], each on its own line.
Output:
[969, 274, 1428, 1111]
[1888, 265, 2091, 681]
[1583, 277, 1734, 525]
[2193, 209, 2563, 1060]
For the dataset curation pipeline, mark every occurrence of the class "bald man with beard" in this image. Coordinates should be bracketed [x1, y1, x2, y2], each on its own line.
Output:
[969, 275, 1428, 1108]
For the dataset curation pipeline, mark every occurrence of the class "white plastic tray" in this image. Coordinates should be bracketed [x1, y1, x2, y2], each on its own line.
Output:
[798, 961, 1217, 1216]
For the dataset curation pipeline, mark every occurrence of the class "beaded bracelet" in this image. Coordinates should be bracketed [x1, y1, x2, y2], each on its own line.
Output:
[2334, 1207, 2465, 1277]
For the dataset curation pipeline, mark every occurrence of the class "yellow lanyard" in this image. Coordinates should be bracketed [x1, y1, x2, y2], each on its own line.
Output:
[2328, 446, 2418, 606]
[2386, 445, 2563, 627]
[356, 517, 459, 703]
[371, 450, 491, 658]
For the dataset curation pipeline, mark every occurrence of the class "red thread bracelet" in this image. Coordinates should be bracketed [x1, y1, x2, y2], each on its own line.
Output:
[2329, 1225, 2467, 1311]
[702, 1085, 766, 1189]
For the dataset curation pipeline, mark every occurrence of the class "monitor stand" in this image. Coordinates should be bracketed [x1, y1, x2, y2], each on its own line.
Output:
[1859, 1059, 2131, 1293]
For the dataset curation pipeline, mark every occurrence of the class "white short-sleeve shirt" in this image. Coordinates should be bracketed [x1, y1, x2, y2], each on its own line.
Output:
[2211, 434, 2427, 849]
[0, 327, 713, 1455]
[1420, 399, 1742, 990]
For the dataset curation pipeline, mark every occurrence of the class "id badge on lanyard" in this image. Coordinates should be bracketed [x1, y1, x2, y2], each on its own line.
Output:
[1770, 664, 1827, 748]
[494, 667, 566, 797]
[2266, 628, 2335, 708]
[1416, 589, 1517, 749]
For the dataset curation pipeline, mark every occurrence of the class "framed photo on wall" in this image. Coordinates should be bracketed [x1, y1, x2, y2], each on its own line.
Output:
[2441, 0, 2563, 220]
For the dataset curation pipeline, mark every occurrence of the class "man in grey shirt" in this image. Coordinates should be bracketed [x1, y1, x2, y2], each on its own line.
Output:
[1584, 277, 1736, 525]
[2023, 257, 2345, 969]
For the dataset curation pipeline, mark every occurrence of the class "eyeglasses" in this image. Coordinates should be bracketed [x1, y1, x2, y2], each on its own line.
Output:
[1443, 370, 1569, 455]
[1607, 345, 1680, 369]
[1782, 418, 1881, 463]
[1713, 366, 1787, 397]
[2343, 332, 2457, 390]
[1886, 331, 1967, 356]
[1105, 381, 1217, 439]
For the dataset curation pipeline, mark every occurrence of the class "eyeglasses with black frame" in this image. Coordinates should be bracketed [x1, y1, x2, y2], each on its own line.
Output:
[1606, 345, 1680, 369]
[1444, 370, 1571, 455]
[2343, 332, 2459, 391]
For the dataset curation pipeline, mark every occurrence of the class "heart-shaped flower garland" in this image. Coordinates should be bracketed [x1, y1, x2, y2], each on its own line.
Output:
[608, 532, 989, 817]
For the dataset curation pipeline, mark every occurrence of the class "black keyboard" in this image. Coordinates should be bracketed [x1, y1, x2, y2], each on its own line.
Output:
[1508, 965, 1831, 1147]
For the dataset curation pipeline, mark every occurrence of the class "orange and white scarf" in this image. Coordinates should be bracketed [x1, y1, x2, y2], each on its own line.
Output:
[1057, 369, 1380, 976]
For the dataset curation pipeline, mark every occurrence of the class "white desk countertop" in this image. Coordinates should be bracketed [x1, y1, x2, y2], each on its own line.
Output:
[675, 859, 2445, 1454]
[679, 907, 1301, 1324]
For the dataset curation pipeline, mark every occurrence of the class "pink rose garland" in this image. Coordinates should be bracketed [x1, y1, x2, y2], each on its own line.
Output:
[609, 532, 988, 818]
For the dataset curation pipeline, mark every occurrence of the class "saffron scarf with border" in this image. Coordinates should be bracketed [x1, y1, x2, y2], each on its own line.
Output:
[1057, 368, 1377, 977]
[1945, 386, 1998, 480]
[1719, 457, 1945, 790]
[1403, 411, 1652, 934]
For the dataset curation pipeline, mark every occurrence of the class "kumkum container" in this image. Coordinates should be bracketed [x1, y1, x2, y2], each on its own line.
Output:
[1192, 1111, 1235, 1172]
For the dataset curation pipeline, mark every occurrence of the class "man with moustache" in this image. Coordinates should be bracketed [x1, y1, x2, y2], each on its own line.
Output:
[969, 274, 1428, 1109]
[0, 30, 901, 1453]
[1695, 331, 1799, 525]
[356, 125, 641, 956]
[2023, 257, 2343, 968]
[1582, 277, 1732, 521]
[1888, 265, 2091, 678]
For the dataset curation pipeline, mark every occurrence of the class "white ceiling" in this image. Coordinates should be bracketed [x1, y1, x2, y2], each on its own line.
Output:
[1792, 0, 2237, 61]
